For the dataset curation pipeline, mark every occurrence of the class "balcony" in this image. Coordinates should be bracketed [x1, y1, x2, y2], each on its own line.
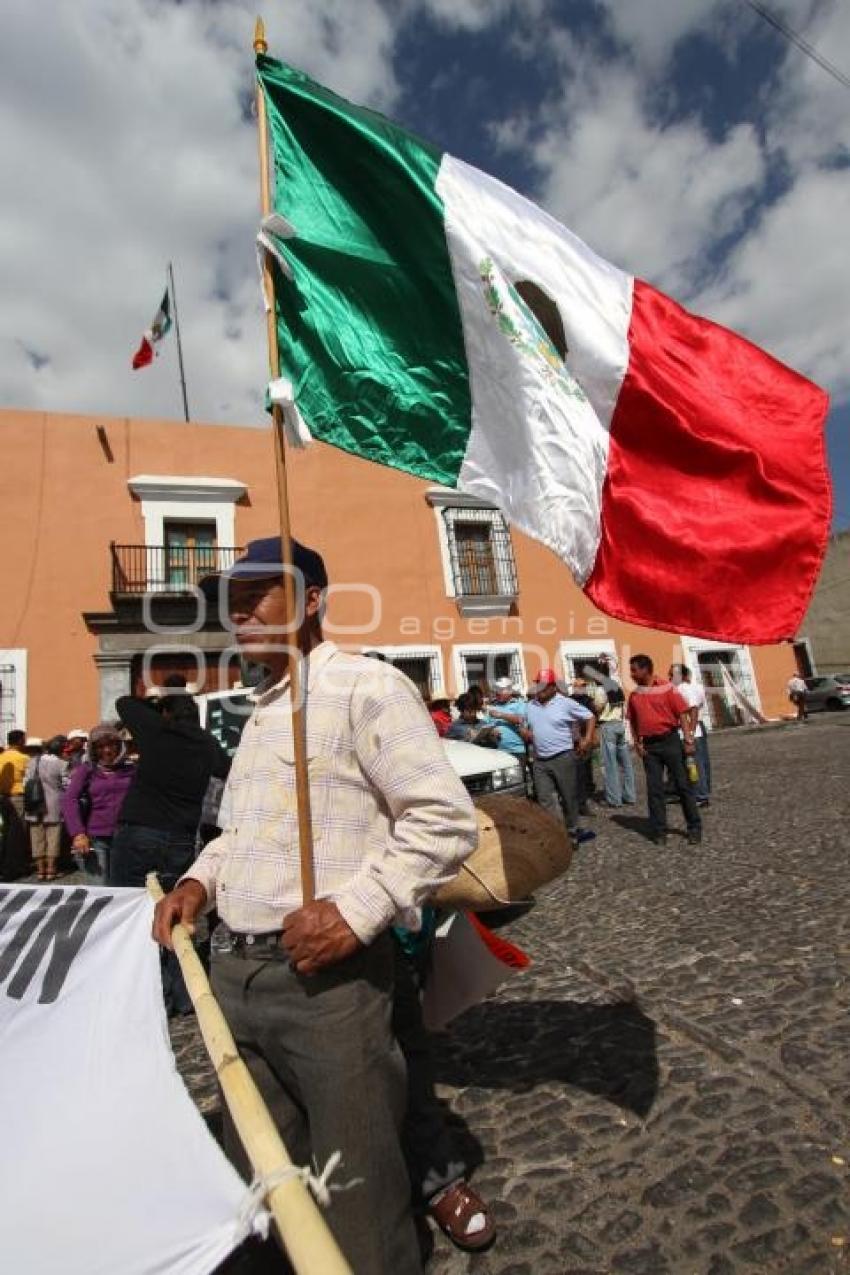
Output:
[110, 543, 243, 596]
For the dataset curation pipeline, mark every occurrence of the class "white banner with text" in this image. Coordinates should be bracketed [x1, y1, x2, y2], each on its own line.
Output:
[0, 885, 261, 1275]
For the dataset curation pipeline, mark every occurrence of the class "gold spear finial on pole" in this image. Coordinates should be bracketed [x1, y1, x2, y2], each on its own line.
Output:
[253, 16, 267, 55]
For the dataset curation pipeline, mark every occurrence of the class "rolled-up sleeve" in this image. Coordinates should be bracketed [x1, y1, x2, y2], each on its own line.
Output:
[337, 669, 478, 944]
[179, 831, 229, 911]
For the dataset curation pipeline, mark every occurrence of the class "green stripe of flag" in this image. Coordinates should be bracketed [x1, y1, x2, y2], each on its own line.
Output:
[257, 55, 472, 485]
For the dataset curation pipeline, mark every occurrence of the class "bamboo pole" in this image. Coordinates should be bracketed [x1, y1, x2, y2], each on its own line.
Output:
[253, 15, 315, 903]
[147, 875, 352, 1274]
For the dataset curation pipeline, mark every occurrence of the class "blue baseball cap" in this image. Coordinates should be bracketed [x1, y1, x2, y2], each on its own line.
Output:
[200, 536, 328, 595]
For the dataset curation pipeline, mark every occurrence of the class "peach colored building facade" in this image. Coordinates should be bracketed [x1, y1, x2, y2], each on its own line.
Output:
[1, 408, 796, 736]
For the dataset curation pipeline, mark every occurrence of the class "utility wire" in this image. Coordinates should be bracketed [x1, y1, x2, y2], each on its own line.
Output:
[744, 1, 850, 92]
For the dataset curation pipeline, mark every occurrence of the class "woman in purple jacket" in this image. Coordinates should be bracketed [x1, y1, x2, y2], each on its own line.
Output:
[62, 722, 134, 880]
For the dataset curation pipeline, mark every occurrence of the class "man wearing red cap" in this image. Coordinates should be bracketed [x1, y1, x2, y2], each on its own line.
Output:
[526, 668, 596, 843]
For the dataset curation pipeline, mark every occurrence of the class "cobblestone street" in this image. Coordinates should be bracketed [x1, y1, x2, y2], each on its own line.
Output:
[173, 714, 850, 1274]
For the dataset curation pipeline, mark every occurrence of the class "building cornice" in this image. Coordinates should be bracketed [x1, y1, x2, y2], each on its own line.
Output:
[127, 475, 246, 503]
[424, 487, 496, 511]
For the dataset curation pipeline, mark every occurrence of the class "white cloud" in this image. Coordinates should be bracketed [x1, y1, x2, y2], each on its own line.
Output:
[533, 71, 764, 293]
[593, 0, 735, 70]
[697, 0, 850, 392]
[1, 0, 847, 436]
[695, 166, 850, 394]
[0, 0, 399, 427]
[414, 0, 544, 32]
[489, 0, 850, 398]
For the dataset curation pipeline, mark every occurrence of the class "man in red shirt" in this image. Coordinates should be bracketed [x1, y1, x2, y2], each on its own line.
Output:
[627, 654, 702, 847]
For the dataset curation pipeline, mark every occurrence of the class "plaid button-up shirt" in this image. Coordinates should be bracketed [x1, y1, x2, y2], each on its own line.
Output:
[186, 642, 478, 943]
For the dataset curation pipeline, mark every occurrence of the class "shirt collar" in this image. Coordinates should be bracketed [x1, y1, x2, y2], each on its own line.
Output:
[251, 639, 339, 705]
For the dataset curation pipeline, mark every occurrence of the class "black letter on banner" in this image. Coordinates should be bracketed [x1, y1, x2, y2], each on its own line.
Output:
[0, 888, 38, 938]
[6, 889, 113, 1004]
[0, 889, 62, 985]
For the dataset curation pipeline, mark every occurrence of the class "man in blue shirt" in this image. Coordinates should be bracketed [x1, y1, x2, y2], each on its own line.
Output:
[485, 677, 529, 757]
[526, 669, 596, 843]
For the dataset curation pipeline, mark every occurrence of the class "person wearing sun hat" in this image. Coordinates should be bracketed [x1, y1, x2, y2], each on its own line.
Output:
[152, 534, 478, 1274]
[484, 675, 530, 758]
[64, 728, 89, 773]
[61, 722, 134, 880]
[23, 735, 68, 880]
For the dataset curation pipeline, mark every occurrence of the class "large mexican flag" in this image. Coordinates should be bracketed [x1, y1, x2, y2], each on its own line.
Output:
[257, 56, 831, 644]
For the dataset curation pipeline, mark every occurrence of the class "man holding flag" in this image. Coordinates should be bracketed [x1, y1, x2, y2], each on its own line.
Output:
[153, 537, 478, 1274]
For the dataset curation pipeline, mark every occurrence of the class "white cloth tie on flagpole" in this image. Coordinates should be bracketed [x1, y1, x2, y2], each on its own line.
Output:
[234, 1151, 362, 1246]
[256, 212, 297, 308]
[268, 377, 313, 448]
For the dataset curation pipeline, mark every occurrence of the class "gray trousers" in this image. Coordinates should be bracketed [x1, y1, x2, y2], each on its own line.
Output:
[533, 749, 582, 834]
[392, 941, 466, 1203]
[212, 933, 422, 1275]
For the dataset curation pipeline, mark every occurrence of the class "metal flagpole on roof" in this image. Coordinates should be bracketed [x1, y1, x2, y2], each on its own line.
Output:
[253, 16, 316, 905]
[167, 261, 191, 422]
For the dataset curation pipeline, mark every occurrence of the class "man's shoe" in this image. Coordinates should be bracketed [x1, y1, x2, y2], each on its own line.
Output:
[687, 828, 702, 845]
[697, 798, 710, 808]
[574, 828, 597, 844]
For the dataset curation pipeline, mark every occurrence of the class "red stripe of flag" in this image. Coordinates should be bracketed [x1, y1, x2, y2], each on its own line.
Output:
[585, 279, 831, 644]
[131, 337, 154, 370]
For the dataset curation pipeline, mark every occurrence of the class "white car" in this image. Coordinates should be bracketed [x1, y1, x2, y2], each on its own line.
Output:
[441, 737, 526, 798]
[197, 688, 526, 799]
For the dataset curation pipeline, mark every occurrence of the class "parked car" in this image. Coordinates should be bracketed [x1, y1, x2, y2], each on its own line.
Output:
[803, 675, 850, 713]
[441, 737, 526, 798]
[196, 688, 527, 798]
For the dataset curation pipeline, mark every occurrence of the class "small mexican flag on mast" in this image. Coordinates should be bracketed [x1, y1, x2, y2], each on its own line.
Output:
[130, 262, 190, 421]
[131, 288, 172, 370]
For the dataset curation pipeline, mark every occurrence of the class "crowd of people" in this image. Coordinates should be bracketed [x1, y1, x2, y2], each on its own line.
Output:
[0, 531, 718, 1271]
[425, 652, 712, 849]
[0, 681, 231, 1015]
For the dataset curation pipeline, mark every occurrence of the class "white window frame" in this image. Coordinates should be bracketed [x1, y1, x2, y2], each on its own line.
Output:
[362, 645, 445, 696]
[127, 475, 247, 551]
[679, 636, 762, 729]
[558, 638, 620, 685]
[0, 648, 28, 732]
[452, 643, 527, 696]
[426, 488, 518, 616]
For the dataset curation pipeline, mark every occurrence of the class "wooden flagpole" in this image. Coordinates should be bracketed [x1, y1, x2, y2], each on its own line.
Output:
[147, 876, 352, 1274]
[253, 15, 315, 903]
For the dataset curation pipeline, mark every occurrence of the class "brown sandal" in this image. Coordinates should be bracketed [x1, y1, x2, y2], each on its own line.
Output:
[428, 1180, 496, 1251]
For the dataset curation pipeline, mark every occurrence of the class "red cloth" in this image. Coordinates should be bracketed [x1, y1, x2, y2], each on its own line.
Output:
[131, 336, 153, 370]
[627, 678, 689, 739]
[585, 279, 831, 645]
[429, 709, 452, 737]
[467, 913, 531, 970]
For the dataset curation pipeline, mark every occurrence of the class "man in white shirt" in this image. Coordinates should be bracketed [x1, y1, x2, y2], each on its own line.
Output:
[153, 536, 477, 1274]
[787, 673, 808, 722]
[670, 664, 711, 806]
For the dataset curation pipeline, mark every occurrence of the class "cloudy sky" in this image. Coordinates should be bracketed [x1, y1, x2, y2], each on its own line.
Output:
[2, 0, 848, 525]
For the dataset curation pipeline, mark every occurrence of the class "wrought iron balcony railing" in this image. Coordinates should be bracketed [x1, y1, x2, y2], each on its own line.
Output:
[110, 544, 243, 595]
